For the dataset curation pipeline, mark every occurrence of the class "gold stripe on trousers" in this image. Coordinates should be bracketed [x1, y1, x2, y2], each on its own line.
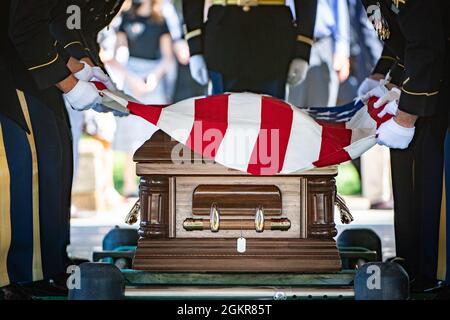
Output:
[16, 90, 43, 282]
[0, 123, 12, 287]
[437, 170, 447, 280]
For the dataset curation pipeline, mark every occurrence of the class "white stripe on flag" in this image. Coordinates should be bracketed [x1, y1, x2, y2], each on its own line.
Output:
[214, 93, 262, 172]
[345, 105, 378, 144]
[344, 135, 377, 160]
[157, 96, 198, 144]
[345, 106, 377, 129]
[280, 108, 323, 173]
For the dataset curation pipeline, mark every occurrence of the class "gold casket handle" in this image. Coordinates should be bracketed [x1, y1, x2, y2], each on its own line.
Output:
[255, 206, 264, 233]
[210, 202, 220, 232]
[182, 217, 291, 232]
[183, 201, 291, 232]
[125, 199, 140, 225]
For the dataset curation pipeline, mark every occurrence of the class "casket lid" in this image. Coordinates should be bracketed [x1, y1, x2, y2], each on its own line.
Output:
[134, 131, 337, 176]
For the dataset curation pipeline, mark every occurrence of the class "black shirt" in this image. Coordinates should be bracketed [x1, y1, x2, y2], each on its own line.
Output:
[119, 12, 170, 60]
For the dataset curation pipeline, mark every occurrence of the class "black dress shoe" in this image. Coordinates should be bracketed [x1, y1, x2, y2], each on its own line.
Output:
[410, 277, 443, 293]
[21, 278, 68, 297]
[1, 284, 33, 300]
[433, 285, 450, 300]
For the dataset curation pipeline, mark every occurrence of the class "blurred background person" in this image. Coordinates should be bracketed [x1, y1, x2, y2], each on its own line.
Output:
[337, 0, 382, 104]
[339, 0, 391, 209]
[288, 0, 350, 107]
[170, 1, 208, 102]
[111, 0, 174, 197]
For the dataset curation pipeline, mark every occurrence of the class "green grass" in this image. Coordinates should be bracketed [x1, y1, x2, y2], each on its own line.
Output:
[336, 162, 361, 196]
[113, 151, 126, 195]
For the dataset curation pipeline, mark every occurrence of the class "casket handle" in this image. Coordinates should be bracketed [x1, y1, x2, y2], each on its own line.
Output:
[210, 202, 220, 232]
[182, 218, 291, 231]
[255, 206, 264, 233]
[125, 199, 140, 225]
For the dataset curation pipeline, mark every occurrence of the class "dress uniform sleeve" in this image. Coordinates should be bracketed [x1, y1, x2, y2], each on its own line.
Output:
[49, 0, 89, 61]
[397, 0, 446, 117]
[292, 0, 318, 62]
[79, 0, 125, 34]
[182, 0, 205, 56]
[372, 45, 405, 86]
[55, 41, 71, 65]
[9, 0, 71, 90]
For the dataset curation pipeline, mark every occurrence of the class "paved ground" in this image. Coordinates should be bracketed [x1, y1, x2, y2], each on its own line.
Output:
[68, 197, 396, 262]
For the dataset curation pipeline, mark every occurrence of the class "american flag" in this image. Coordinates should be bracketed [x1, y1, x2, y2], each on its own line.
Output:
[94, 82, 392, 175]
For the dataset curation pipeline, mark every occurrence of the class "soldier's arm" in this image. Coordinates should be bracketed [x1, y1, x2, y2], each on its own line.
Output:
[49, 0, 89, 61]
[182, 0, 206, 56]
[371, 45, 405, 87]
[9, 0, 72, 90]
[397, 0, 446, 117]
[293, 0, 318, 62]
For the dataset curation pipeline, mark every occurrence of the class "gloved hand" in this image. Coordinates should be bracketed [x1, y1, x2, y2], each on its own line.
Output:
[357, 77, 379, 98]
[92, 66, 116, 91]
[74, 60, 94, 82]
[287, 59, 309, 86]
[189, 54, 208, 85]
[373, 87, 401, 108]
[63, 80, 102, 111]
[74, 60, 116, 91]
[376, 118, 415, 149]
[377, 100, 399, 118]
[361, 83, 388, 102]
[373, 87, 401, 118]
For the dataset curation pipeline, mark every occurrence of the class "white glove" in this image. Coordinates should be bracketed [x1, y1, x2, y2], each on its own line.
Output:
[63, 80, 102, 111]
[376, 118, 415, 149]
[92, 66, 116, 91]
[74, 60, 94, 82]
[373, 87, 401, 108]
[377, 100, 398, 118]
[373, 87, 401, 118]
[287, 59, 309, 86]
[357, 77, 379, 98]
[361, 83, 388, 102]
[189, 54, 208, 85]
[74, 61, 116, 91]
[146, 73, 158, 91]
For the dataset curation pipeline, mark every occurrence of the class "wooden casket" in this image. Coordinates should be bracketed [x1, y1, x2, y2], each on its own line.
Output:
[132, 131, 341, 273]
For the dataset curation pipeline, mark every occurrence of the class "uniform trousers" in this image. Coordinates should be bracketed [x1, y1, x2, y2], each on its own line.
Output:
[0, 90, 72, 287]
[391, 109, 448, 283]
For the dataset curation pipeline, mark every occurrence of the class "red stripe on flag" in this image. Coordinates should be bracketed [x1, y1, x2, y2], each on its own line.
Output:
[247, 96, 294, 175]
[313, 123, 352, 167]
[128, 101, 164, 125]
[92, 81, 107, 91]
[185, 94, 229, 159]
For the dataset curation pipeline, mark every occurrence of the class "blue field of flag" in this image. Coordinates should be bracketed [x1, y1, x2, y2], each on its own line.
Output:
[302, 99, 365, 123]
